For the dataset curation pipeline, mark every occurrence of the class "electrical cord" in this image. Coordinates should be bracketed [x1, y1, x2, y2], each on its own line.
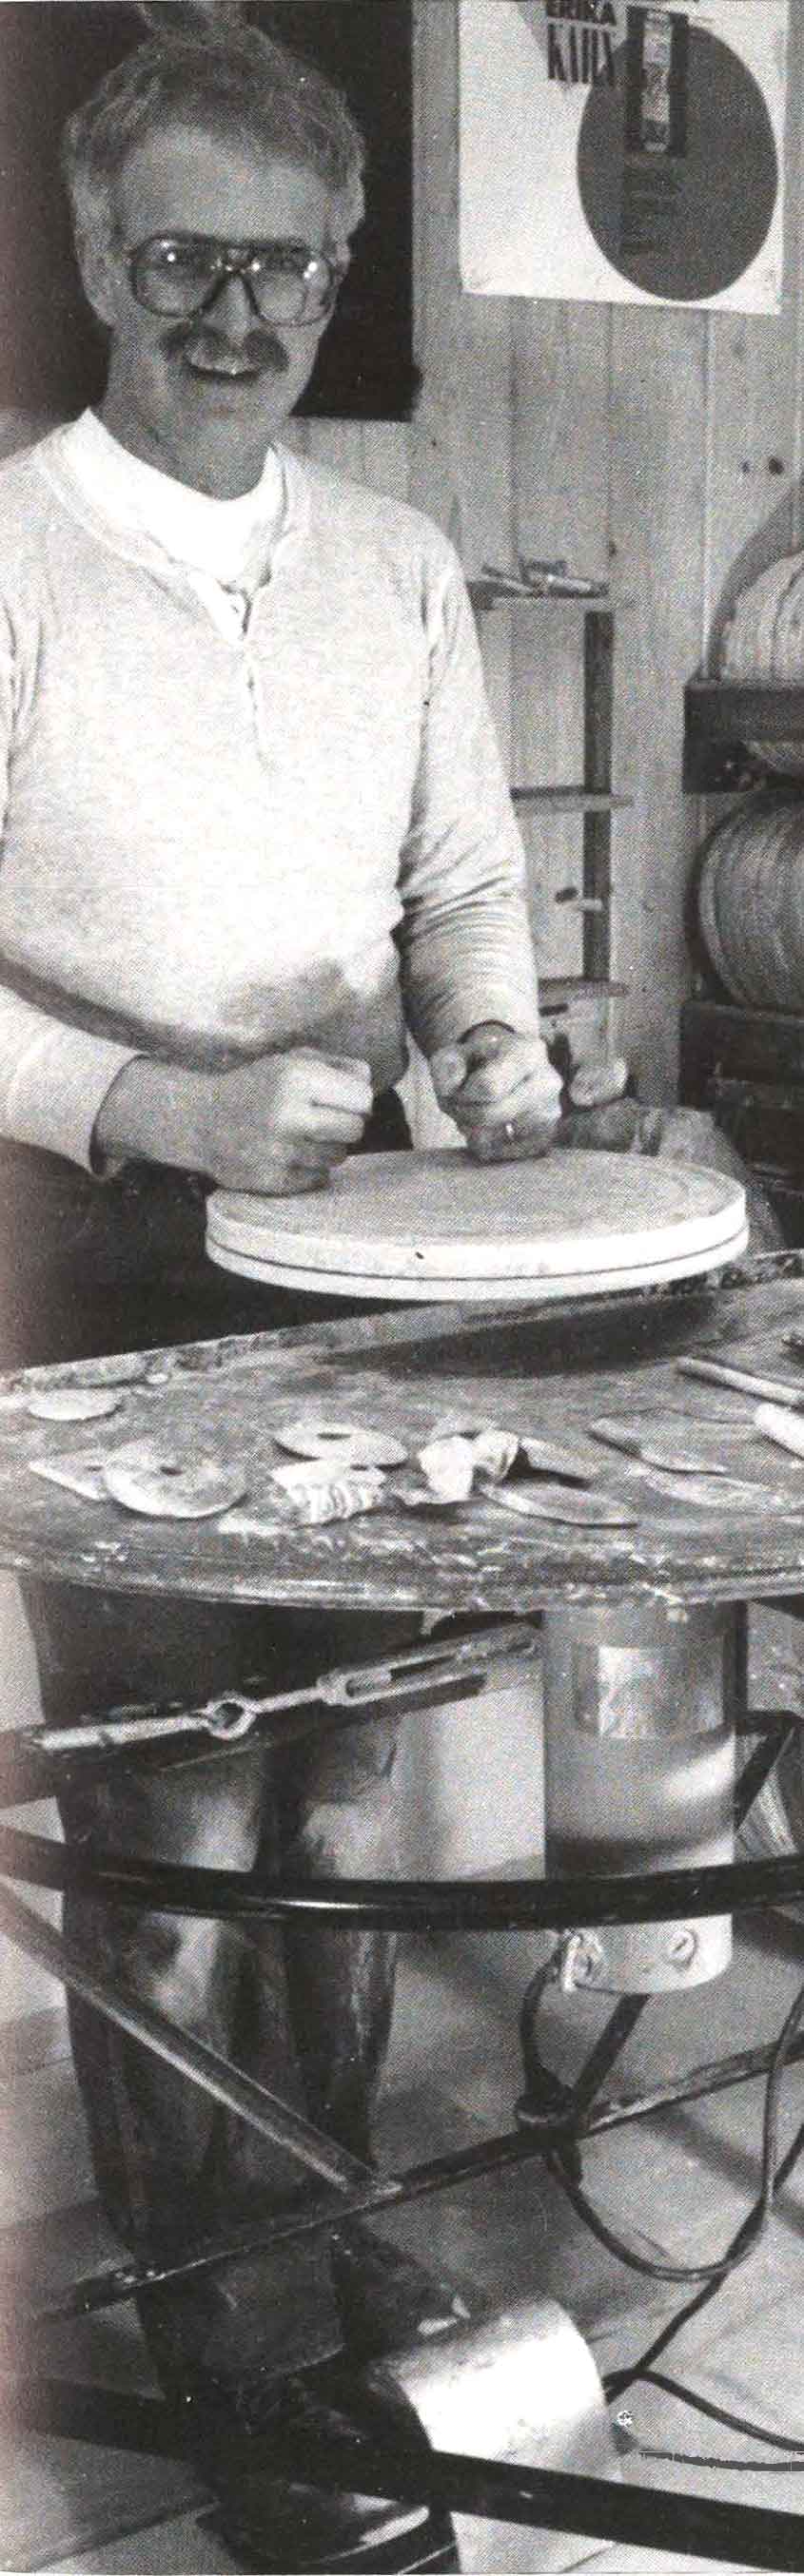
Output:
[634, 2446, 804, 2471]
[603, 2101, 804, 2409]
[548, 1969, 804, 2289]
[637, 2372, 804, 2457]
[601, 2084, 804, 2474]
[613, 2369, 804, 2474]
[520, 1888, 804, 2469]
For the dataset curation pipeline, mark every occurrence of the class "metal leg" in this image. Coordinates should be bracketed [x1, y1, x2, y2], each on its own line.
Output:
[542, 1598, 738, 1993]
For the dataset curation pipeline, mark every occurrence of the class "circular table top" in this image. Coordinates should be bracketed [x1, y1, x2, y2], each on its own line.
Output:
[4, 1255, 804, 1612]
[206, 1151, 748, 1301]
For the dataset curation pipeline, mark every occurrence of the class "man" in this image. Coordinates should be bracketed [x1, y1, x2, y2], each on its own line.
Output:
[0, 10, 561, 2565]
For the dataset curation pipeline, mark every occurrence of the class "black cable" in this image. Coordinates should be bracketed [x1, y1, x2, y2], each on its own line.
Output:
[638, 2372, 804, 2457]
[549, 1968, 804, 2287]
[615, 2370, 804, 2475]
[635, 2448, 804, 2473]
[604, 2101, 804, 2408]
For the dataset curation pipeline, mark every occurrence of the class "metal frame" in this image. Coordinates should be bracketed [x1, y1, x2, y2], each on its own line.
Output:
[2, 1673, 803, 2568]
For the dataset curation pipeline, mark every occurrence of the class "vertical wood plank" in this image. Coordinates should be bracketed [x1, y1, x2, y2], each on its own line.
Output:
[510, 301, 612, 996]
[408, 0, 514, 767]
[609, 308, 708, 1100]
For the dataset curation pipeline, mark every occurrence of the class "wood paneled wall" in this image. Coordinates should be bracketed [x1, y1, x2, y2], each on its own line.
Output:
[297, 0, 804, 1105]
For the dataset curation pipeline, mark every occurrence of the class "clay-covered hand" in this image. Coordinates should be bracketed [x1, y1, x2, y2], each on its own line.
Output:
[429, 1023, 563, 1160]
[94, 1049, 373, 1193]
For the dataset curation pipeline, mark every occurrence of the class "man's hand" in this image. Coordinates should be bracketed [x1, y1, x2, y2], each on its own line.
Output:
[429, 1022, 563, 1161]
[196, 1051, 373, 1192]
[94, 1050, 373, 1193]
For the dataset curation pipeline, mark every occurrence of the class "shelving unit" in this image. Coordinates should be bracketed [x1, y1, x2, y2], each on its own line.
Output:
[469, 581, 630, 1017]
[683, 675, 804, 793]
[681, 673, 804, 1242]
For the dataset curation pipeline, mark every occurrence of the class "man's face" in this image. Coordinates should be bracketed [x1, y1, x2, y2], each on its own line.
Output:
[88, 124, 343, 494]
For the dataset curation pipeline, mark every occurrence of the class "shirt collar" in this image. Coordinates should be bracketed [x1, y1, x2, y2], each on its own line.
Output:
[58, 409, 286, 591]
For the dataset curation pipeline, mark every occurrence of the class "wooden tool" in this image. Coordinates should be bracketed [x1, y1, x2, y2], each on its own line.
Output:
[206, 1149, 748, 1304]
[677, 1357, 804, 1408]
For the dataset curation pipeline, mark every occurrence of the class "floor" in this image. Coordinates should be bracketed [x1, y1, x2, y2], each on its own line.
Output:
[0, 1904, 803, 2576]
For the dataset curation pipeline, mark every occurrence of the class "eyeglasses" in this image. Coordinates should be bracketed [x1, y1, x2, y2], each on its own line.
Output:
[127, 234, 345, 326]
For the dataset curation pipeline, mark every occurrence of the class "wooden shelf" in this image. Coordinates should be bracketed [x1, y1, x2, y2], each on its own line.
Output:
[539, 976, 628, 1012]
[470, 579, 613, 611]
[684, 677, 804, 792]
[469, 582, 625, 988]
[512, 786, 632, 814]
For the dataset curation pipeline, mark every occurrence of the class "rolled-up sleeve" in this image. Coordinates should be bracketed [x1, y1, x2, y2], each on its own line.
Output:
[0, 603, 137, 1170]
[397, 544, 542, 1056]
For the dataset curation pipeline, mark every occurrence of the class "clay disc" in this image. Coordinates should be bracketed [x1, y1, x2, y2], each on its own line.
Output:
[206, 1150, 748, 1304]
[101, 1441, 247, 1520]
[275, 1415, 407, 1469]
[28, 1385, 122, 1424]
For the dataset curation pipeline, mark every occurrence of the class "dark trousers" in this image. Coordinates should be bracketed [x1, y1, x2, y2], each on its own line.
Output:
[2, 1098, 415, 2395]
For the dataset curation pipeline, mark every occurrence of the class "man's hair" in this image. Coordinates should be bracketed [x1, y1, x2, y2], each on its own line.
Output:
[62, 8, 365, 263]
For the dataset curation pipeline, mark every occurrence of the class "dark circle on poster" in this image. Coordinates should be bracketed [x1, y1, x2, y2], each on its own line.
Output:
[577, 29, 777, 303]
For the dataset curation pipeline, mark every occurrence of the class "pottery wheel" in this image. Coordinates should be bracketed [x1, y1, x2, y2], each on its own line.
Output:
[206, 1150, 748, 1305]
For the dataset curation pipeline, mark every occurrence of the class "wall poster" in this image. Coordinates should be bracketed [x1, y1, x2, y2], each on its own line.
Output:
[460, 1, 789, 311]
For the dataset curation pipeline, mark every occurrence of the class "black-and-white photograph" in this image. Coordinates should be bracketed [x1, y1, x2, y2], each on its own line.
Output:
[0, 5, 803, 2573]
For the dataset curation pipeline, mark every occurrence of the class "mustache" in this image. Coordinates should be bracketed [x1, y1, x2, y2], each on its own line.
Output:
[162, 323, 291, 374]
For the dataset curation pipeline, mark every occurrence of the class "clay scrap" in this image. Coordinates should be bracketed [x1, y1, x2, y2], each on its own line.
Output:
[271, 1458, 386, 1524]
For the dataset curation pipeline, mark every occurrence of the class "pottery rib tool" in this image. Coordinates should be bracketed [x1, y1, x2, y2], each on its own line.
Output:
[589, 1418, 730, 1477]
[488, 1482, 637, 1529]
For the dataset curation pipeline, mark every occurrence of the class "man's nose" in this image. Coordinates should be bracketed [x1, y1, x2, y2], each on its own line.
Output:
[204, 271, 256, 338]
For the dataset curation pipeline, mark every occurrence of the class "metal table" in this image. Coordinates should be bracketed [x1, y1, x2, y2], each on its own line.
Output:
[1, 1249, 804, 2570]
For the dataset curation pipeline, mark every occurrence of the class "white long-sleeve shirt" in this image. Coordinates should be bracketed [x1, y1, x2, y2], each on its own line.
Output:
[0, 416, 541, 1170]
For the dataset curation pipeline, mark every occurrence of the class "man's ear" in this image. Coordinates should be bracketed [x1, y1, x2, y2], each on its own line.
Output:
[76, 233, 118, 329]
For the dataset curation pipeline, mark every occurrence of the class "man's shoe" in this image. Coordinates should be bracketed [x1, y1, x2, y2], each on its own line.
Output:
[331, 2223, 473, 2367]
[197, 2365, 460, 2574]
[212, 2502, 459, 2572]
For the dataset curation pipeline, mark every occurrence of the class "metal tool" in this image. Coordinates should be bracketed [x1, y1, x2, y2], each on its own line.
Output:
[677, 1357, 804, 1408]
[31, 1622, 539, 1758]
[589, 1419, 730, 1476]
[480, 558, 609, 600]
